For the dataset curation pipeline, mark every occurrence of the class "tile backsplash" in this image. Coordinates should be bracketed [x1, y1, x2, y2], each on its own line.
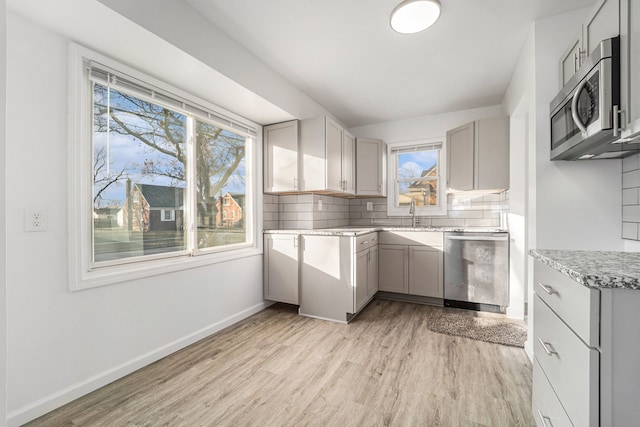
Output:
[263, 191, 509, 230]
[622, 154, 640, 240]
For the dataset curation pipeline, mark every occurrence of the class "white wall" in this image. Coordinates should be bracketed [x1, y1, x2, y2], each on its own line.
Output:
[502, 23, 537, 355]
[351, 105, 503, 142]
[502, 6, 627, 358]
[502, 27, 535, 323]
[4, 10, 273, 427]
[533, 10, 623, 251]
[0, 1, 7, 425]
[95, 0, 327, 123]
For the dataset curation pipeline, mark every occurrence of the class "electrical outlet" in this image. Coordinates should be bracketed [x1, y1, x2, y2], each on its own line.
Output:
[366, 202, 373, 211]
[26, 208, 47, 232]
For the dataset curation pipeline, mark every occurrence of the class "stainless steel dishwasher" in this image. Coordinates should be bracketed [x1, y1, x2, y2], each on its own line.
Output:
[443, 232, 509, 313]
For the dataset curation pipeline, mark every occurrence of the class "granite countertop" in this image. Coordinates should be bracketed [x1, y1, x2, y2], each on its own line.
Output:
[265, 227, 508, 236]
[530, 249, 640, 290]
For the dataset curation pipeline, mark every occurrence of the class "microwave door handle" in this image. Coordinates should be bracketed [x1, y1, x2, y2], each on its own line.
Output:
[571, 78, 589, 135]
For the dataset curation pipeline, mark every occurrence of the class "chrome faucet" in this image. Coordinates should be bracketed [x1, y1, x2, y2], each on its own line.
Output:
[409, 199, 417, 227]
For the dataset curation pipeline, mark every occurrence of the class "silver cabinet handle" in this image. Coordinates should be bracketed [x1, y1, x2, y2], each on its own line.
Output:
[360, 240, 369, 245]
[612, 105, 626, 137]
[537, 410, 553, 427]
[537, 338, 558, 356]
[538, 282, 557, 295]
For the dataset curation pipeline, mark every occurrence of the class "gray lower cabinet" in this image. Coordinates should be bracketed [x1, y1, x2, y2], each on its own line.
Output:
[299, 232, 378, 323]
[378, 231, 443, 298]
[532, 260, 640, 426]
[264, 234, 299, 304]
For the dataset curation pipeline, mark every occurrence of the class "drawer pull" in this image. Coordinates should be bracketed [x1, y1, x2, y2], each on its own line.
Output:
[361, 241, 369, 245]
[537, 410, 553, 427]
[537, 338, 558, 356]
[538, 282, 558, 295]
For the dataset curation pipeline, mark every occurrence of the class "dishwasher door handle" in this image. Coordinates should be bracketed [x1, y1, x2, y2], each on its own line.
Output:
[446, 235, 507, 241]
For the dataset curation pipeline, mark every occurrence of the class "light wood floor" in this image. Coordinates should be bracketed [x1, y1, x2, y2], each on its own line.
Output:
[25, 299, 535, 426]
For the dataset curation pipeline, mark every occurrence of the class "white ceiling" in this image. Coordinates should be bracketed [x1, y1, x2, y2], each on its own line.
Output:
[183, 0, 596, 128]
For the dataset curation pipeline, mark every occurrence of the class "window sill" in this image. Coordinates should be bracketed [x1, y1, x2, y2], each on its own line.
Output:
[70, 246, 262, 291]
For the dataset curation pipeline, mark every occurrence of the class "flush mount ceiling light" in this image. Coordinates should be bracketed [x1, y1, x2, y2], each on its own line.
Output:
[390, 0, 441, 34]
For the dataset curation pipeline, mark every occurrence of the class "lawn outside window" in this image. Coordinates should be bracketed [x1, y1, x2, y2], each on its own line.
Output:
[68, 43, 261, 290]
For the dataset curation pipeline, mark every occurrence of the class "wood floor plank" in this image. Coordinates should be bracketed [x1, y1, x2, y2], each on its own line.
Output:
[24, 299, 535, 427]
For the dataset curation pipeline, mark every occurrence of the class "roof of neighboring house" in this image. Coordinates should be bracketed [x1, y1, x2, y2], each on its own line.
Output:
[222, 192, 245, 208]
[408, 165, 437, 189]
[135, 183, 184, 208]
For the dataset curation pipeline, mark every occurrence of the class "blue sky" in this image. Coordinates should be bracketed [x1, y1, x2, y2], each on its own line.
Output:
[93, 85, 246, 207]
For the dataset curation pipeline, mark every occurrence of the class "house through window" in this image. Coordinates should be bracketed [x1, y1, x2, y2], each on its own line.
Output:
[387, 141, 446, 216]
[71, 45, 259, 288]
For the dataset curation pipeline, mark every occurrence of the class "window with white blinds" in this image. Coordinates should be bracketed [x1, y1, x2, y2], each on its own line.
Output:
[69, 43, 260, 290]
[387, 140, 447, 216]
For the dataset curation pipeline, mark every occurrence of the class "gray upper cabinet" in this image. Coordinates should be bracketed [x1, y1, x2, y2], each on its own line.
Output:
[559, 0, 620, 87]
[446, 122, 475, 191]
[583, 0, 620, 57]
[620, 0, 640, 139]
[264, 120, 299, 193]
[447, 117, 509, 192]
[342, 129, 356, 194]
[300, 115, 355, 195]
[560, 33, 583, 87]
[356, 137, 386, 196]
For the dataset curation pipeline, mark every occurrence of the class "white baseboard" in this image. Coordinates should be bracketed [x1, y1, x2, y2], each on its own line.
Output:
[7, 301, 272, 427]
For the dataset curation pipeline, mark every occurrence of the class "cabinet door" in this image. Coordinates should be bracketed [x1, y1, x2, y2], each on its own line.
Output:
[264, 234, 299, 304]
[342, 130, 356, 194]
[621, 0, 640, 137]
[475, 117, 509, 191]
[299, 235, 353, 321]
[367, 246, 379, 299]
[325, 116, 344, 192]
[378, 245, 408, 293]
[560, 34, 582, 87]
[446, 122, 474, 191]
[356, 138, 384, 196]
[583, 0, 620, 57]
[355, 249, 368, 312]
[408, 246, 443, 298]
[264, 120, 299, 193]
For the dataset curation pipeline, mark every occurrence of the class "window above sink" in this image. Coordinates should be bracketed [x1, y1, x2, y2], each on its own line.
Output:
[387, 139, 447, 217]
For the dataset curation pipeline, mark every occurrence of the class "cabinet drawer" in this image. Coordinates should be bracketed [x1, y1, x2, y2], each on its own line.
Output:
[534, 295, 599, 427]
[378, 231, 443, 247]
[534, 261, 600, 346]
[355, 232, 378, 252]
[532, 358, 573, 427]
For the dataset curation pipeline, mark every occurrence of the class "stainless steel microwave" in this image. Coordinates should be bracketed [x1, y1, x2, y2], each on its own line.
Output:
[549, 37, 638, 160]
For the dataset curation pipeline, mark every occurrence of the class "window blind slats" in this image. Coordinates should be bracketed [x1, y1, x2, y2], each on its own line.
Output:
[87, 60, 257, 138]
[391, 142, 442, 154]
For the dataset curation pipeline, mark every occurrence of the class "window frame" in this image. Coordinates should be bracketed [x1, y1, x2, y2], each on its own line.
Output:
[386, 139, 447, 217]
[161, 209, 175, 222]
[68, 43, 263, 290]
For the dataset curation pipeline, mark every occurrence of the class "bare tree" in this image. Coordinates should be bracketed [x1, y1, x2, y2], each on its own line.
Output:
[93, 146, 129, 206]
[93, 85, 246, 222]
